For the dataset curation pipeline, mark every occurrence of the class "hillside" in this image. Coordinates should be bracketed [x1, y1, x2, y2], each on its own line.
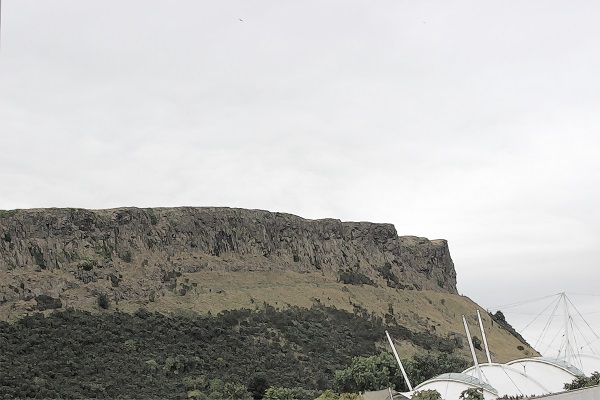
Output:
[0, 207, 538, 397]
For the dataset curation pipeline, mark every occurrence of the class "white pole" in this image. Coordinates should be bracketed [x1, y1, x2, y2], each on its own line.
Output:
[562, 292, 571, 364]
[477, 310, 492, 364]
[385, 330, 413, 391]
[463, 315, 483, 383]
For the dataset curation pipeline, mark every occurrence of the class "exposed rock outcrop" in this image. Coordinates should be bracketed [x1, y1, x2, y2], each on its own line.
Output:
[0, 207, 457, 308]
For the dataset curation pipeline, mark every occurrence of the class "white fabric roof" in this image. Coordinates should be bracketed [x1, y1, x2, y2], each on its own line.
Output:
[463, 363, 551, 397]
[567, 354, 600, 376]
[506, 357, 583, 393]
[411, 356, 589, 399]
[413, 373, 498, 400]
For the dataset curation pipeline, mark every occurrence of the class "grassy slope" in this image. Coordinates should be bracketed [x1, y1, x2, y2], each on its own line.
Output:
[144, 270, 538, 362]
[0, 267, 536, 363]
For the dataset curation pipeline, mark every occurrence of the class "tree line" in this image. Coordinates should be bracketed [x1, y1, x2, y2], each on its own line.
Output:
[0, 304, 467, 399]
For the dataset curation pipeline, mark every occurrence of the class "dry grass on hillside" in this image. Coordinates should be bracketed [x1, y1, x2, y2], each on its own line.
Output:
[0, 268, 537, 363]
[135, 270, 537, 362]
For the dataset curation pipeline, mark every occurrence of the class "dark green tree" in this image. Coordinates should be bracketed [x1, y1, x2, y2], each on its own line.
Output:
[406, 352, 469, 385]
[249, 375, 270, 399]
[333, 352, 404, 393]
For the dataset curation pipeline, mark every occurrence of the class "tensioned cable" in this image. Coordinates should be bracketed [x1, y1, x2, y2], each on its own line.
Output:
[518, 322, 573, 357]
[488, 293, 561, 311]
[499, 365, 524, 396]
[544, 294, 600, 363]
[489, 292, 600, 358]
[570, 316, 595, 350]
[568, 308, 600, 356]
[567, 296, 600, 344]
[533, 299, 562, 352]
[581, 335, 600, 349]
[503, 310, 600, 316]
[543, 319, 567, 357]
[520, 295, 561, 334]
[527, 334, 564, 356]
[568, 317, 585, 371]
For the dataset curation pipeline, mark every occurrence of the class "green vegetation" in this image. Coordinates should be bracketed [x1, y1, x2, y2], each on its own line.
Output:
[64, 249, 80, 262]
[460, 387, 484, 400]
[120, 249, 133, 263]
[333, 351, 468, 393]
[143, 208, 159, 225]
[334, 352, 404, 392]
[263, 386, 293, 400]
[0, 209, 19, 219]
[29, 245, 46, 268]
[472, 335, 482, 351]
[564, 372, 600, 390]
[412, 389, 442, 400]
[406, 352, 469, 385]
[97, 293, 110, 309]
[314, 390, 361, 400]
[0, 304, 467, 399]
[490, 311, 529, 346]
[33, 295, 62, 311]
[94, 242, 112, 259]
[78, 259, 96, 271]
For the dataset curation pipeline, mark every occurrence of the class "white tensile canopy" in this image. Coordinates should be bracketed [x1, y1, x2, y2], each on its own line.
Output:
[411, 373, 498, 400]
[506, 357, 584, 394]
[567, 353, 600, 376]
[462, 362, 551, 397]
[393, 294, 600, 400]
[411, 356, 587, 399]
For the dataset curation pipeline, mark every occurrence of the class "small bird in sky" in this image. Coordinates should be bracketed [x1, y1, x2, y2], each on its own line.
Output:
[239, 19, 243, 22]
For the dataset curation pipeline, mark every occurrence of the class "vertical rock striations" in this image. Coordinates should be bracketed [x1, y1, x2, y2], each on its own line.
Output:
[0, 207, 458, 306]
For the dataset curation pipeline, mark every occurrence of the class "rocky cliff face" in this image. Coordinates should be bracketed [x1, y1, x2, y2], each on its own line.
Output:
[0, 207, 457, 309]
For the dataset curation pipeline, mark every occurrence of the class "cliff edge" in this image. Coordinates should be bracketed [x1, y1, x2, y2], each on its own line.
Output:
[0, 207, 457, 310]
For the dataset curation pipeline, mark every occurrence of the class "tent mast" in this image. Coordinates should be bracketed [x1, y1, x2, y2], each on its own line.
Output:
[477, 309, 492, 364]
[463, 315, 484, 383]
[562, 292, 571, 364]
[385, 330, 413, 391]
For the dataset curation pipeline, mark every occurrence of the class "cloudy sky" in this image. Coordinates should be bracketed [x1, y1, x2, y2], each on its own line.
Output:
[1, 1, 599, 353]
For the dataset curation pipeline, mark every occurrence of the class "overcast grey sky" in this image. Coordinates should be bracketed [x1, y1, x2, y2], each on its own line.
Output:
[1, 1, 599, 352]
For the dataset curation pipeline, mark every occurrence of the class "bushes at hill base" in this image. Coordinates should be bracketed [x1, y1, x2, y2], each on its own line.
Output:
[315, 391, 362, 400]
[412, 389, 442, 400]
[184, 378, 253, 399]
[406, 352, 469, 386]
[0, 304, 466, 399]
[333, 352, 469, 393]
[334, 353, 404, 393]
